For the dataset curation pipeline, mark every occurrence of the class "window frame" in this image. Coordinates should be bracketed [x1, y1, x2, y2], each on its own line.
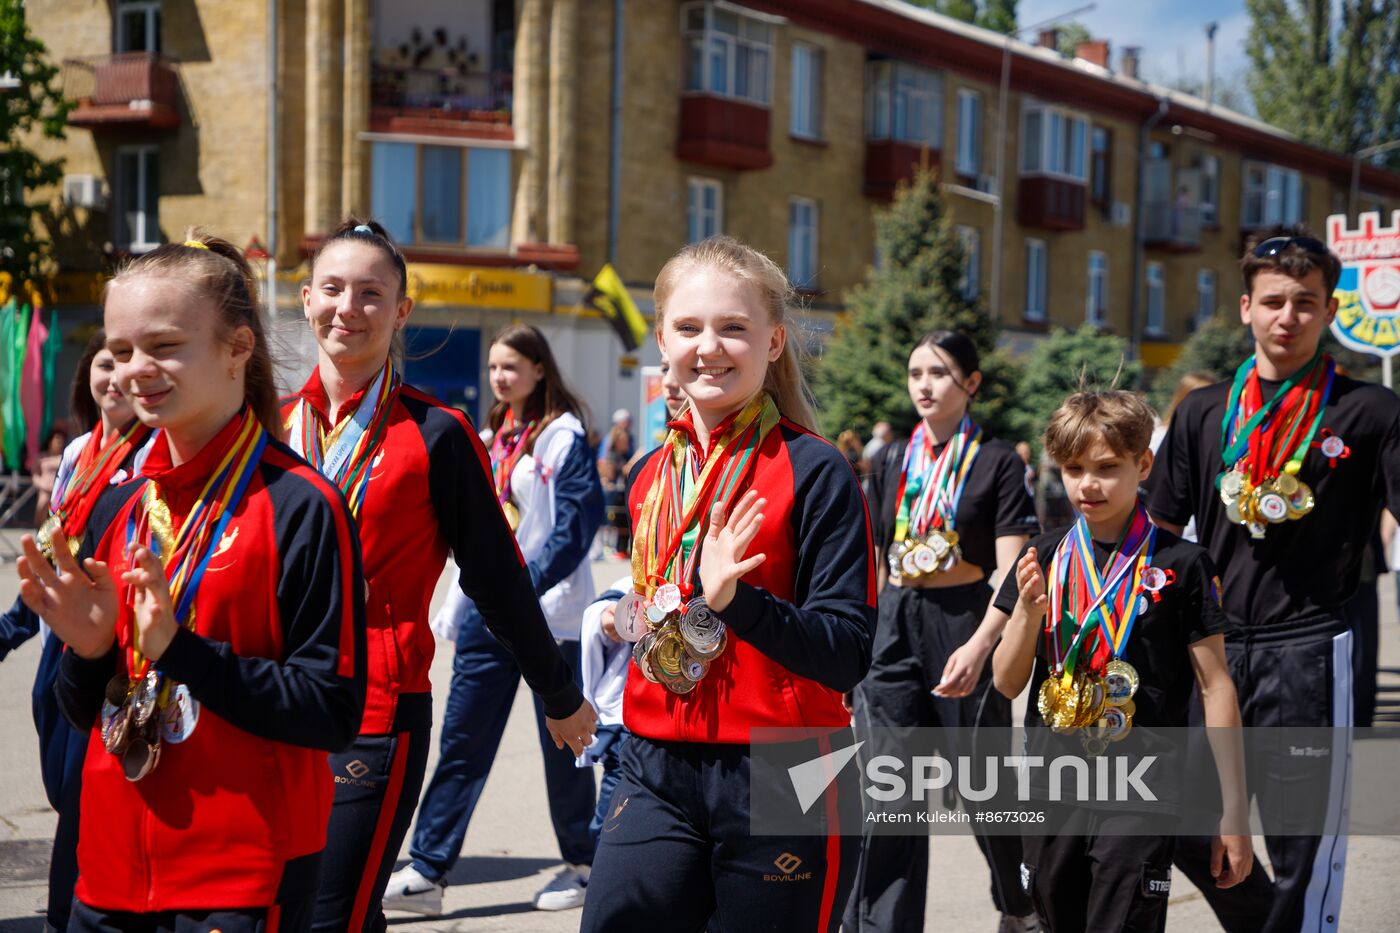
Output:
[681, 1, 775, 107]
[1200, 154, 1220, 227]
[1090, 126, 1112, 208]
[1024, 238, 1048, 321]
[115, 144, 160, 252]
[369, 139, 511, 250]
[788, 196, 819, 289]
[1086, 250, 1108, 327]
[956, 225, 981, 301]
[686, 176, 724, 243]
[1020, 100, 1089, 182]
[954, 89, 981, 177]
[1146, 261, 1166, 335]
[1242, 160, 1303, 228]
[1196, 268, 1217, 326]
[864, 60, 943, 148]
[789, 42, 823, 140]
[116, 0, 161, 54]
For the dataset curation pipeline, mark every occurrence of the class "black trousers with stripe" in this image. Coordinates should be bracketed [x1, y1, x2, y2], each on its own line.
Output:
[1174, 619, 1353, 933]
[313, 693, 433, 933]
[843, 581, 1034, 932]
[580, 734, 861, 933]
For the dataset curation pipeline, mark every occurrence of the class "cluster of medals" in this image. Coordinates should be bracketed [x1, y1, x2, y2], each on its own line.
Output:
[101, 410, 268, 781]
[37, 419, 150, 562]
[888, 416, 981, 582]
[1039, 509, 1163, 757]
[490, 407, 536, 532]
[1218, 352, 1336, 539]
[614, 583, 727, 695]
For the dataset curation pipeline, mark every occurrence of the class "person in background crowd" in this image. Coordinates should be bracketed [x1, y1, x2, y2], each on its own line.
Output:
[599, 422, 633, 559]
[837, 429, 866, 477]
[32, 430, 69, 525]
[863, 420, 893, 466]
[388, 322, 604, 916]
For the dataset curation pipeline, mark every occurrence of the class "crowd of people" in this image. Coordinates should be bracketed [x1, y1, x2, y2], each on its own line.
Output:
[0, 220, 1393, 933]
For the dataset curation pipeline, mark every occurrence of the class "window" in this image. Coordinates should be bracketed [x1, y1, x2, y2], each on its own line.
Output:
[1200, 155, 1219, 226]
[790, 44, 822, 139]
[955, 89, 981, 177]
[1086, 251, 1108, 326]
[683, 2, 774, 106]
[1021, 101, 1088, 181]
[1024, 239, 1047, 321]
[117, 0, 161, 53]
[1243, 162, 1303, 228]
[865, 60, 943, 147]
[1146, 262, 1166, 335]
[956, 225, 980, 301]
[370, 142, 510, 249]
[1090, 127, 1111, 207]
[115, 145, 159, 251]
[788, 197, 819, 288]
[687, 177, 723, 243]
[1196, 269, 1217, 325]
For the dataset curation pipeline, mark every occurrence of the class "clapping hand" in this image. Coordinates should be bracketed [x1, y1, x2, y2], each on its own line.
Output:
[16, 530, 119, 660]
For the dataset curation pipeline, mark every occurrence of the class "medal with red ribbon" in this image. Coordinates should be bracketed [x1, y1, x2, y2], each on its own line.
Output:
[489, 407, 537, 531]
[38, 419, 151, 561]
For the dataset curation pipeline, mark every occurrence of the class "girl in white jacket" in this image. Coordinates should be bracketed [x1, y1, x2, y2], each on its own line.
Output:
[386, 324, 605, 915]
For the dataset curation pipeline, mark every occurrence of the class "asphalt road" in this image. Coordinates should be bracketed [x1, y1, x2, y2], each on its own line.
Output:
[0, 539, 1395, 931]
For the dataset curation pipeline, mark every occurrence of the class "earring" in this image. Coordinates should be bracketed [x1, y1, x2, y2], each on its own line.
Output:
[229, 366, 237, 380]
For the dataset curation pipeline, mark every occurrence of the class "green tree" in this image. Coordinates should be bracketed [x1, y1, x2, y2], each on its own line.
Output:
[1245, 0, 1400, 168]
[815, 168, 1017, 441]
[1148, 311, 1251, 412]
[905, 0, 1019, 34]
[1055, 22, 1093, 58]
[1009, 325, 1142, 451]
[0, 0, 71, 284]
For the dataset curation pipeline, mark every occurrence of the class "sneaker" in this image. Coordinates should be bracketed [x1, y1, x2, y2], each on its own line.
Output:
[997, 914, 1041, 933]
[533, 862, 590, 911]
[382, 864, 445, 916]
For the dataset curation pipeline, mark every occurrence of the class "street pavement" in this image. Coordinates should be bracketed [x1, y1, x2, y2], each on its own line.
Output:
[0, 536, 1395, 931]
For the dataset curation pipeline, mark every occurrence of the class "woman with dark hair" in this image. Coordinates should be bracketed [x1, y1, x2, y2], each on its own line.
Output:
[844, 331, 1042, 933]
[285, 223, 596, 932]
[386, 322, 605, 915]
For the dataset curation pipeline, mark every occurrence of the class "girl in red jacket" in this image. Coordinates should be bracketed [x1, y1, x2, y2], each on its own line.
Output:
[580, 236, 876, 932]
[283, 219, 596, 932]
[18, 234, 366, 932]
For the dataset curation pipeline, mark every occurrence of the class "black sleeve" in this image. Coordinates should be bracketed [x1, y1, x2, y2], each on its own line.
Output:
[0, 594, 41, 662]
[992, 538, 1037, 615]
[1145, 399, 1201, 527]
[1181, 547, 1230, 644]
[155, 480, 368, 752]
[866, 440, 901, 554]
[992, 445, 1042, 538]
[528, 432, 606, 595]
[430, 410, 583, 720]
[718, 443, 876, 692]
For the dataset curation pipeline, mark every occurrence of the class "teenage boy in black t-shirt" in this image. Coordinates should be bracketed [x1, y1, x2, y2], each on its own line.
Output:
[993, 390, 1252, 933]
[1147, 228, 1400, 933]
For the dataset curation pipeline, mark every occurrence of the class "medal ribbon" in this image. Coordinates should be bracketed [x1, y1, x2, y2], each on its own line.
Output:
[1220, 351, 1334, 482]
[51, 419, 151, 539]
[489, 407, 536, 508]
[293, 361, 401, 521]
[124, 410, 268, 677]
[632, 393, 780, 599]
[892, 414, 983, 542]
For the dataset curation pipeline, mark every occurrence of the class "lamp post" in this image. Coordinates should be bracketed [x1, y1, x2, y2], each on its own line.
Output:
[989, 3, 1095, 320]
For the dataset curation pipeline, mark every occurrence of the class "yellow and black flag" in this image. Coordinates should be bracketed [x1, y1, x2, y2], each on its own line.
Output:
[585, 264, 648, 352]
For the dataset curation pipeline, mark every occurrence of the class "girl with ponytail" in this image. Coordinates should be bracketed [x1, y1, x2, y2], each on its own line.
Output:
[580, 236, 875, 932]
[17, 232, 367, 932]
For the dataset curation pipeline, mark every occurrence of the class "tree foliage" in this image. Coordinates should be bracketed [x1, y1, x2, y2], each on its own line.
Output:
[814, 168, 1017, 442]
[1009, 325, 1142, 451]
[0, 0, 71, 283]
[1148, 311, 1251, 412]
[1245, 0, 1400, 168]
[906, 0, 1018, 34]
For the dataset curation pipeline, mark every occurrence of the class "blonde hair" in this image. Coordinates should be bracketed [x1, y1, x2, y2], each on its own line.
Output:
[652, 236, 817, 430]
[1043, 390, 1156, 464]
[1164, 371, 1215, 425]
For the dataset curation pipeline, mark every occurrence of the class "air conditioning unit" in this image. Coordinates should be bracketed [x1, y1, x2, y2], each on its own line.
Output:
[63, 174, 108, 210]
[1111, 202, 1132, 227]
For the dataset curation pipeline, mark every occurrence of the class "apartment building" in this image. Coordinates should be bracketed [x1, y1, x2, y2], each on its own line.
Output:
[23, 0, 1400, 423]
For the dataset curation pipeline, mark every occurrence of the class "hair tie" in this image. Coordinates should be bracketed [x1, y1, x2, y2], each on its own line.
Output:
[353, 224, 374, 236]
[184, 240, 210, 251]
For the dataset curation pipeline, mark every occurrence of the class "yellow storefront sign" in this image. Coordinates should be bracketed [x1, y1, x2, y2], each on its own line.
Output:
[406, 264, 553, 312]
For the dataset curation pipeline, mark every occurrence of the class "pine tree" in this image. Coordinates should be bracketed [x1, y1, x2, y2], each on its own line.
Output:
[1010, 324, 1142, 452]
[814, 168, 1017, 441]
[905, 0, 1018, 34]
[0, 0, 71, 284]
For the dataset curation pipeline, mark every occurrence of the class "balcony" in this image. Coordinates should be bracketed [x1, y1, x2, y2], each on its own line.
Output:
[676, 94, 772, 171]
[370, 65, 512, 140]
[1017, 175, 1086, 231]
[864, 141, 939, 200]
[1144, 201, 1203, 252]
[63, 53, 181, 131]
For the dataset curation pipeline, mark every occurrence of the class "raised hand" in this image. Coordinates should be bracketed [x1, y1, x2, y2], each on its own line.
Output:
[698, 490, 767, 613]
[1015, 548, 1048, 617]
[121, 545, 180, 662]
[16, 530, 119, 659]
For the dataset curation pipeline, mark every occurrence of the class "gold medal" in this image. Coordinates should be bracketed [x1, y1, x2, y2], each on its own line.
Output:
[502, 500, 521, 531]
[1037, 677, 1060, 722]
[1104, 659, 1139, 706]
[911, 542, 939, 575]
[652, 629, 686, 677]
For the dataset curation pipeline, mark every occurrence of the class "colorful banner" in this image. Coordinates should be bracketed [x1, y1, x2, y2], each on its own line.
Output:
[1327, 210, 1400, 358]
[641, 365, 668, 449]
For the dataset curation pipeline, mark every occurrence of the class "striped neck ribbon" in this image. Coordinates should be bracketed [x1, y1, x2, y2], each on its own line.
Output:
[892, 414, 982, 543]
[293, 360, 401, 521]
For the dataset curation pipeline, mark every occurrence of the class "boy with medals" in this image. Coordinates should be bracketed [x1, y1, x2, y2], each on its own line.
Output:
[1148, 229, 1400, 932]
[994, 390, 1251, 933]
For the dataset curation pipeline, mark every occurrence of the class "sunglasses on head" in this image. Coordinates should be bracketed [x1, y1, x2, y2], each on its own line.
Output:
[1251, 236, 1331, 259]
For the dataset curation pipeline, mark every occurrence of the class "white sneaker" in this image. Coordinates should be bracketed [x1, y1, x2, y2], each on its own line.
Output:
[382, 864, 445, 916]
[533, 862, 590, 911]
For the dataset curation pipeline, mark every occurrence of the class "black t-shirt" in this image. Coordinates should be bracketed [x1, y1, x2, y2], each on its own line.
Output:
[870, 435, 1040, 578]
[992, 524, 1229, 729]
[1146, 374, 1400, 631]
